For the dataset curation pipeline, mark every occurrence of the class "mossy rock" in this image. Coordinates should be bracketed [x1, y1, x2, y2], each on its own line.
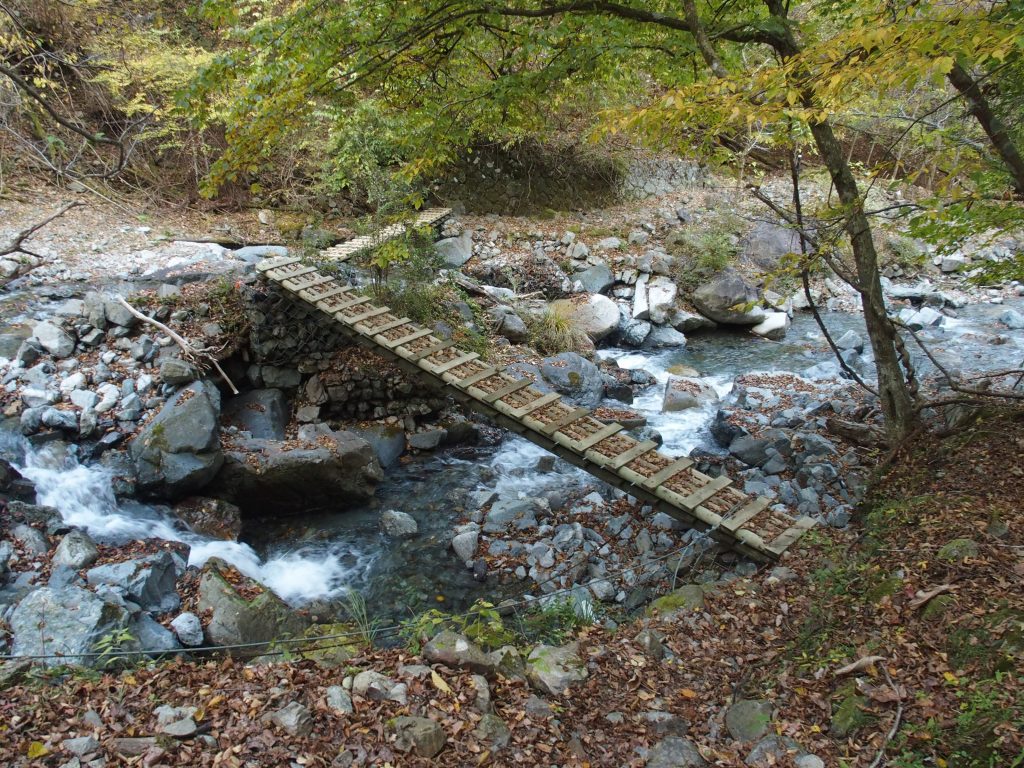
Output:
[938, 538, 980, 562]
[830, 682, 875, 737]
[647, 585, 705, 616]
[921, 594, 956, 621]
[864, 575, 903, 605]
[298, 623, 360, 668]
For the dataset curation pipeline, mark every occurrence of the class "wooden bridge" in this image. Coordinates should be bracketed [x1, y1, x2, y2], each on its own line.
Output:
[255, 209, 815, 562]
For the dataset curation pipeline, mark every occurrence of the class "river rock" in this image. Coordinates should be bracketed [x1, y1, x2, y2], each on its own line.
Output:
[12, 523, 49, 555]
[131, 613, 180, 655]
[835, 330, 864, 353]
[646, 737, 707, 767]
[269, 702, 313, 737]
[549, 294, 619, 341]
[381, 509, 418, 537]
[10, 586, 131, 667]
[350, 424, 406, 468]
[52, 529, 99, 569]
[436, 231, 474, 267]
[487, 305, 529, 342]
[86, 551, 181, 613]
[538, 352, 605, 408]
[196, 558, 309, 651]
[526, 642, 588, 695]
[32, 321, 75, 358]
[662, 377, 719, 412]
[103, 298, 137, 329]
[620, 317, 652, 347]
[1000, 309, 1024, 330]
[130, 380, 223, 499]
[170, 612, 204, 647]
[643, 326, 687, 348]
[693, 269, 765, 325]
[474, 713, 510, 750]
[423, 630, 494, 675]
[726, 699, 773, 742]
[577, 264, 614, 294]
[174, 497, 242, 540]
[222, 389, 289, 439]
[750, 311, 790, 340]
[159, 358, 199, 386]
[390, 715, 446, 758]
[670, 308, 717, 333]
[452, 530, 479, 561]
[209, 428, 382, 514]
[741, 220, 802, 270]
[647, 277, 678, 324]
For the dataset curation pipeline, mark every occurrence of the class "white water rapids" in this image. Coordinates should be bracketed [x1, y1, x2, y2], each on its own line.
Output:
[10, 439, 375, 605]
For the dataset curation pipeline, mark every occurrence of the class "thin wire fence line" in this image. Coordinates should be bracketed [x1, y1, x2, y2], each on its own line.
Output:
[0, 537, 734, 663]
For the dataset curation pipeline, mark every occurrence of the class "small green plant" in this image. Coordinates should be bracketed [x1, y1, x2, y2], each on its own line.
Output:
[666, 228, 739, 290]
[400, 600, 515, 653]
[517, 596, 595, 645]
[526, 305, 591, 355]
[339, 589, 382, 647]
[93, 627, 138, 669]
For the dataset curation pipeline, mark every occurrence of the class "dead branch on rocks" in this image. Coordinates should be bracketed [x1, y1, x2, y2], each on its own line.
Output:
[113, 296, 239, 395]
[0, 201, 81, 285]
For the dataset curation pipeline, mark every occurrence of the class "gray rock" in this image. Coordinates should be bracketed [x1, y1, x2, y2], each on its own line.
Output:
[222, 389, 289, 440]
[103, 299, 137, 329]
[381, 509, 418, 538]
[196, 558, 308, 649]
[63, 736, 100, 756]
[726, 699, 773, 742]
[12, 523, 49, 555]
[352, 670, 398, 700]
[620, 317, 652, 347]
[436, 231, 474, 267]
[423, 630, 494, 675]
[33, 321, 75, 358]
[646, 737, 707, 767]
[452, 530, 479, 562]
[52, 530, 99, 569]
[391, 715, 446, 758]
[260, 365, 301, 389]
[643, 326, 687, 348]
[577, 264, 614, 294]
[487, 305, 529, 342]
[745, 736, 802, 766]
[41, 407, 78, 431]
[131, 614, 180, 655]
[662, 377, 718, 412]
[538, 352, 605, 408]
[999, 308, 1024, 330]
[10, 586, 131, 667]
[86, 551, 181, 613]
[526, 642, 588, 695]
[159, 358, 199, 385]
[170, 612, 204, 647]
[548, 294, 619, 341]
[326, 685, 354, 714]
[474, 713, 510, 750]
[130, 381, 223, 499]
[162, 717, 198, 737]
[693, 269, 765, 325]
[635, 628, 666, 659]
[741, 220, 802, 270]
[174, 497, 242, 541]
[234, 245, 289, 263]
[408, 429, 446, 450]
[269, 702, 313, 737]
[350, 424, 406, 468]
[835, 330, 864, 353]
[15, 338, 43, 366]
[209, 428, 382, 514]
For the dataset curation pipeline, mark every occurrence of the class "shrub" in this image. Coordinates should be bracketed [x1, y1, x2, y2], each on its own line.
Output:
[666, 229, 739, 289]
[526, 305, 592, 356]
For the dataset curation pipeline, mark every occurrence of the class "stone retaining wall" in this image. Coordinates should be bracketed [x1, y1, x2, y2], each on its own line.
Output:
[243, 283, 447, 421]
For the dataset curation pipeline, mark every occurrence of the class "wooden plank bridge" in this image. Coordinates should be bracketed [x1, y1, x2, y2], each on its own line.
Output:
[255, 208, 815, 561]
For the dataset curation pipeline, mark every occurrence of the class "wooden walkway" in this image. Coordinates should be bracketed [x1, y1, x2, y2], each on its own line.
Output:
[255, 214, 815, 562]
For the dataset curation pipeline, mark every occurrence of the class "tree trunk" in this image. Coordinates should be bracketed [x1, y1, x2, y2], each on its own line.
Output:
[947, 61, 1024, 198]
[808, 120, 920, 440]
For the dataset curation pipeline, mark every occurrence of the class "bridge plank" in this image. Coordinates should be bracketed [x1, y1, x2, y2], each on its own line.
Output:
[389, 328, 433, 348]
[607, 440, 658, 469]
[480, 378, 532, 403]
[425, 351, 479, 375]
[455, 366, 500, 388]
[407, 339, 457, 362]
[508, 392, 561, 418]
[681, 475, 732, 509]
[639, 457, 694, 490]
[536, 407, 590, 437]
[574, 423, 624, 451]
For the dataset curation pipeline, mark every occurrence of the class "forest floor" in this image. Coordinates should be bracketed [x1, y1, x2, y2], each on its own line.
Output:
[2, 408, 1021, 767]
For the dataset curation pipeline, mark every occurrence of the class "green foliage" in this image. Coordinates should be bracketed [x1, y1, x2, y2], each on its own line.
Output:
[400, 601, 515, 653]
[665, 228, 740, 290]
[93, 626, 138, 669]
[339, 590, 382, 647]
[526, 306, 592, 356]
[515, 596, 595, 646]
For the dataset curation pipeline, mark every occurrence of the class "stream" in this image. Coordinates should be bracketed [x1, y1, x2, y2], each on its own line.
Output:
[3, 296, 1023, 626]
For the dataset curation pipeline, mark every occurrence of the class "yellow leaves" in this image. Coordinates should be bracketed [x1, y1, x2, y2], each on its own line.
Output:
[680, 688, 698, 699]
[26, 742, 49, 759]
[933, 56, 955, 75]
[942, 671, 960, 685]
[431, 669, 453, 695]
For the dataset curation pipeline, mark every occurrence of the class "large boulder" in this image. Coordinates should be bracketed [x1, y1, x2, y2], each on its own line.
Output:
[86, 551, 181, 613]
[538, 352, 605, 408]
[750, 312, 790, 341]
[741, 220, 802, 270]
[32, 321, 75, 358]
[52, 530, 100, 569]
[662, 377, 720, 412]
[209, 427, 383, 514]
[693, 269, 765, 325]
[10, 586, 132, 667]
[549, 294, 619, 342]
[436, 231, 474, 267]
[577, 264, 614, 294]
[196, 558, 309, 650]
[130, 381, 223, 499]
[173, 497, 243, 540]
[222, 389, 289, 440]
[647, 277, 678, 324]
[643, 326, 688, 349]
[487, 305, 529, 343]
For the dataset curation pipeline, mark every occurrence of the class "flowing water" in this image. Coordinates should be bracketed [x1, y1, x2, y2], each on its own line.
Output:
[3, 297, 1022, 624]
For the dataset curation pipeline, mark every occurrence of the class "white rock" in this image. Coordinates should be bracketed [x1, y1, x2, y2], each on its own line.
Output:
[95, 383, 120, 413]
[647, 277, 678, 324]
[751, 311, 791, 341]
[60, 372, 87, 394]
[32, 321, 75, 358]
[549, 294, 619, 341]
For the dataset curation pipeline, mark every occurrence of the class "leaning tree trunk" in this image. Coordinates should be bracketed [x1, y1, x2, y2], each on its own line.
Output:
[947, 61, 1024, 198]
[808, 121, 920, 440]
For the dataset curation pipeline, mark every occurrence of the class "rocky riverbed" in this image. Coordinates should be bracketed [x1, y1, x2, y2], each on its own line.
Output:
[2, 180, 1024, 667]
